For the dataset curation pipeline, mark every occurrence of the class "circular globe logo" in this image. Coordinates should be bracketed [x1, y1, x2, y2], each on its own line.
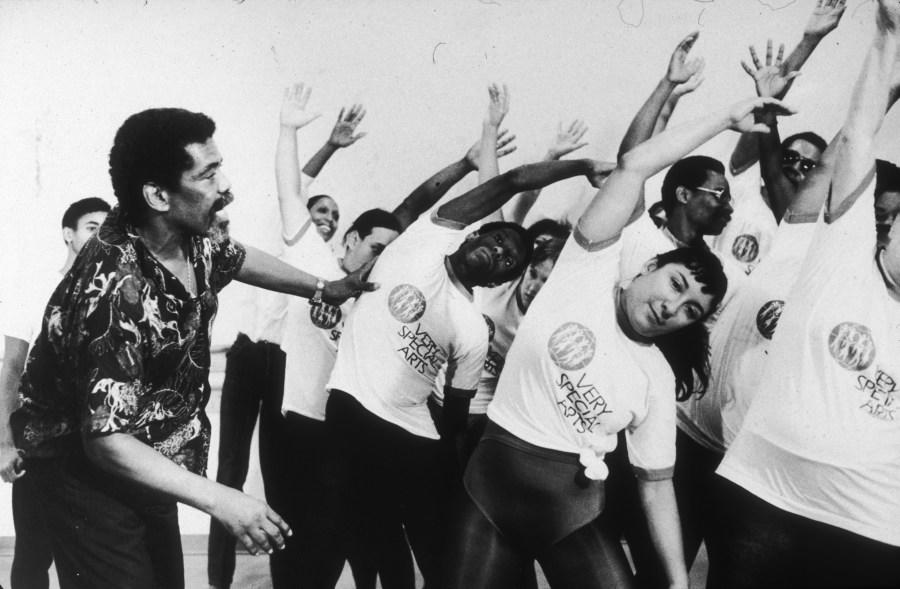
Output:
[388, 284, 426, 323]
[828, 322, 876, 372]
[547, 322, 596, 371]
[310, 302, 342, 330]
[731, 234, 760, 264]
[755, 300, 784, 340]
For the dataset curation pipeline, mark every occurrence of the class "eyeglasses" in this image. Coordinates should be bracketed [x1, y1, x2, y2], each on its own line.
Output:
[693, 186, 731, 203]
[782, 150, 818, 173]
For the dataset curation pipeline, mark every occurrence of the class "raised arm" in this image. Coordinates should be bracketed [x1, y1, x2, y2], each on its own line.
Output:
[302, 104, 367, 179]
[742, 40, 802, 222]
[578, 97, 795, 245]
[618, 31, 703, 158]
[507, 119, 590, 225]
[436, 159, 614, 227]
[830, 0, 900, 216]
[478, 83, 511, 185]
[652, 73, 705, 137]
[275, 83, 322, 239]
[730, 0, 847, 174]
[390, 131, 516, 231]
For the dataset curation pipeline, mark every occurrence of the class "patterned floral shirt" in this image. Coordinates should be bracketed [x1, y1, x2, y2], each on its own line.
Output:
[12, 207, 246, 475]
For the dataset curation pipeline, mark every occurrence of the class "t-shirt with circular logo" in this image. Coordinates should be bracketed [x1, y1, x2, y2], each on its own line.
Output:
[488, 231, 677, 481]
[327, 215, 488, 439]
[719, 170, 900, 546]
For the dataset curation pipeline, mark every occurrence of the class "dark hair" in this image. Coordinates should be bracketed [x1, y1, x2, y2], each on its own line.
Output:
[344, 208, 402, 242]
[475, 221, 535, 282]
[526, 218, 572, 243]
[61, 197, 111, 229]
[109, 108, 216, 225]
[307, 194, 335, 210]
[649, 246, 727, 401]
[660, 155, 725, 215]
[781, 131, 827, 154]
[876, 159, 900, 196]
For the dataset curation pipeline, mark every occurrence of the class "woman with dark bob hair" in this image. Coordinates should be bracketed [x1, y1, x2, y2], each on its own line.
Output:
[441, 94, 793, 589]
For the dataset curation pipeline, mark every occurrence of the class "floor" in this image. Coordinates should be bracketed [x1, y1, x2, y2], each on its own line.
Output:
[0, 347, 710, 588]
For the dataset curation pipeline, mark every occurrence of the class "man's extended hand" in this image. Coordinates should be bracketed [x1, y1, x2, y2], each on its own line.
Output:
[804, 0, 848, 39]
[210, 486, 292, 556]
[323, 258, 379, 305]
[587, 160, 617, 188]
[280, 83, 322, 130]
[465, 129, 517, 169]
[742, 40, 801, 99]
[328, 104, 367, 148]
[0, 444, 24, 482]
[547, 119, 590, 160]
[667, 31, 704, 85]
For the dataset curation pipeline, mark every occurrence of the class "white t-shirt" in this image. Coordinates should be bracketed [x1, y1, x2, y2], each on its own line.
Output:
[488, 231, 677, 480]
[279, 219, 349, 421]
[326, 215, 489, 439]
[688, 214, 817, 452]
[432, 280, 524, 414]
[711, 165, 777, 276]
[1, 266, 62, 345]
[719, 170, 900, 546]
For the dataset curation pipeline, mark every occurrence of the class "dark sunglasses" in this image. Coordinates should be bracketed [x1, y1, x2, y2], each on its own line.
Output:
[782, 150, 818, 173]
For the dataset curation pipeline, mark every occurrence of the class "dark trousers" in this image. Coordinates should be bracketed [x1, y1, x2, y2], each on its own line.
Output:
[30, 454, 183, 589]
[11, 465, 53, 589]
[325, 390, 447, 589]
[207, 333, 286, 588]
[707, 476, 900, 589]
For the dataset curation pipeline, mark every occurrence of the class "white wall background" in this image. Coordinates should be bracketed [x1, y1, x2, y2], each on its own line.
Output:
[0, 0, 897, 534]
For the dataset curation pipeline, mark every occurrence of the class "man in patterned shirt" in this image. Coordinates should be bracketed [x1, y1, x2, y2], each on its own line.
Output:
[10, 107, 372, 589]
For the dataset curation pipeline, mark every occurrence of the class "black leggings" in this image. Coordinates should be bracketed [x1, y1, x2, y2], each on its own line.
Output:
[443, 491, 634, 589]
[707, 476, 900, 589]
[443, 422, 634, 589]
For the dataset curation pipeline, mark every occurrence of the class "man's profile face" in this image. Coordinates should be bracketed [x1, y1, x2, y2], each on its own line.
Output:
[683, 170, 733, 237]
[66, 211, 108, 253]
[342, 226, 399, 273]
[876, 189, 900, 247]
[166, 139, 232, 236]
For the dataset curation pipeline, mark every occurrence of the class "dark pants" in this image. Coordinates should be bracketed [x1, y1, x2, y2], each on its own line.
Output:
[707, 476, 900, 589]
[11, 464, 53, 589]
[325, 390, 447, 589]
[207, 333, 286, 588]
[30, 454, 183, 589]
[604, 428, 722, 588]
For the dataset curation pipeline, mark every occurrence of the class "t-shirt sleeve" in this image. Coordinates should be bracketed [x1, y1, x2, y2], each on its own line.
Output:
[209, 236, 247, 293]
[625, 360, 677, 481]
[444, 320, 489, 393]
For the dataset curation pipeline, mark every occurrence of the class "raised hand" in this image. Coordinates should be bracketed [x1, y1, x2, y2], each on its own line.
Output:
[465, 129, 517, 168]
[667, 31, 704, 85]
[328, 104, 367, 148]
[547, 119, 589, 159]
[673, 70, 704, 98]
[211, 487, 292, 556]
[324, 258, 379, 304]
[877, 0, 900, 34]
[728, 96, 797, 134]
[486, 83, 510, 127]
[586, 160, 617, 188]
[280, 83, 322, 130]
[804, 0, 847, 38]
[741, 40, 801, 99]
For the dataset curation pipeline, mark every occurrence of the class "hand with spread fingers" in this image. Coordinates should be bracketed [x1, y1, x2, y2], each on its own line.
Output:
[279, 82, 322, 130]
[804, 0, 848, 39]
[742, 39, 801, 99]
[328, 103, 368, 148]
[485, 83, 510, 128]
[667, 31, 705, 86]
[465, 128, 517, 169]
[728, 96, 797, 134]
[547, 119, 589, 160]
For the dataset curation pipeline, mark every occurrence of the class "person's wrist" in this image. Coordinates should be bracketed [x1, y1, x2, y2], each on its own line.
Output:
[311, 278, 327, 306]
[461, 156, 476, 172]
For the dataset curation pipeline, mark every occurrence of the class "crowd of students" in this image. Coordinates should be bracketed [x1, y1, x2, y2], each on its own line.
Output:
[2, 0, 900, 588]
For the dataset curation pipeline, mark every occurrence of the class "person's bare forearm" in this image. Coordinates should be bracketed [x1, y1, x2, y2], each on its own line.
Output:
[275, 126, 312, 239]
[0, 338, 27, 449]
[620, 77, 677, 158]
[638, 478, 689, 589]
[302, 142, 339, 179]
[391, 158, 474, 231]
[755, 116, 795, 221]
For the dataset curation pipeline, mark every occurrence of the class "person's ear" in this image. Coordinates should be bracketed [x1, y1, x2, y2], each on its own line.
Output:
[62, 227, 75, 246]
[641, 257, 660, 275]
[675, 185, 691, 205]
[344, 230, 360, 251]
[464, 230, 479, 243]
[143, 183, 170, 213]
